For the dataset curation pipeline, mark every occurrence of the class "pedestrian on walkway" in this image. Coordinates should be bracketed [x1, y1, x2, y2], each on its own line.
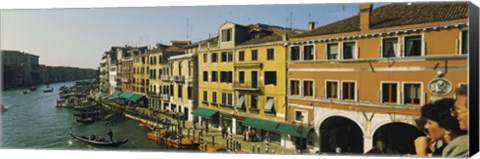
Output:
[265, 143, 270, 153]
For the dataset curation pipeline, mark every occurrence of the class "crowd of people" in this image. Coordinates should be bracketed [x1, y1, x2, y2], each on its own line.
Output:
[365, 85, 470, 157]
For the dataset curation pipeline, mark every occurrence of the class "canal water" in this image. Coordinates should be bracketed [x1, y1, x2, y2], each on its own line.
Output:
[0, 80, 178, 151]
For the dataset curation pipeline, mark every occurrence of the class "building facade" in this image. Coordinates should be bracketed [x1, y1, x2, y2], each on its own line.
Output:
[287, 2, 468, 154]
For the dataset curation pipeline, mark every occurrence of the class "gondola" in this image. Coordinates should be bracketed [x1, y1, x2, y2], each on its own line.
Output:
[43, 88, 54, 93]
[76, 117, 95, 123]
[68, 129, 128, 147]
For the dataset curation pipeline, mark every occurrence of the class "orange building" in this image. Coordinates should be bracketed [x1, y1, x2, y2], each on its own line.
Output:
[287, 2, 468, 153]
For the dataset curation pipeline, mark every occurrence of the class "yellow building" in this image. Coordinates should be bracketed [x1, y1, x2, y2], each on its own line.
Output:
[194, 21, 303, 145]
[287, 2, 468, 153]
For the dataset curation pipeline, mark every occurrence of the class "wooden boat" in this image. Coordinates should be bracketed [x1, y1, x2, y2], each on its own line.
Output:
[147, 129, 173, 142]
[166, 134, 199, 149]
[22, 89, 29, 94]
[29, 86, 37, 91]
[76, 117, 94, 123]
[139, 122, 155, 131]
[43, 88, 54, 93]
[68, 129, 128, 147]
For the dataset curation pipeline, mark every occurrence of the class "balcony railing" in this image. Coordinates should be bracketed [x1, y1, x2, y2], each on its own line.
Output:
[160, 94, 170, 101]
[173, 76, 185, 82]
[147, 92, 161, 98]
[233, 81, 262, 91]
[161, 75, 171, 81]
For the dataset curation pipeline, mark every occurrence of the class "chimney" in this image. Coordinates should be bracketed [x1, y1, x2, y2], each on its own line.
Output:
[308, 21, 316, 31]
[359, 3, 372, 32]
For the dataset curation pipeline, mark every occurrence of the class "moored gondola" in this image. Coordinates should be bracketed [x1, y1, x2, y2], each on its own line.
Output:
[76, 117, 94, 123]
[68, 129, 128, 147]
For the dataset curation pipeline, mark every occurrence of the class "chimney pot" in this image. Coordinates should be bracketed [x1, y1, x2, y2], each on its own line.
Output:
[308, 21, 316, 31]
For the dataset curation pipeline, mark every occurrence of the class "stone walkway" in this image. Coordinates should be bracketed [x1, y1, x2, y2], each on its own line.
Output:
[100, 101, 299, 154]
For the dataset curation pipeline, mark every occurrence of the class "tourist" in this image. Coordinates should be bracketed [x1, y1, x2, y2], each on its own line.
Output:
[443, 85, 469, 157]
[414, 98, 465, 156]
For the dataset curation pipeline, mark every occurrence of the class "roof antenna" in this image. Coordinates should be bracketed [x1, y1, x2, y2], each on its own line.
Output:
[290, 11, 293, 31]
[186, 18, 189, 40]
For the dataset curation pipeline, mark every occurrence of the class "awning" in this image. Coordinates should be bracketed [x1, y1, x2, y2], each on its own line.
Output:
[128, 94, 144, 102]
[276, 123, 311, 138]
[236, 96, 245, 109]
[112, 91, 122, 96]
[264, 98, 274, 113]
[243, 117, 280, 132]
[191, 107, 218, 119]
[119, 92, 134, 99]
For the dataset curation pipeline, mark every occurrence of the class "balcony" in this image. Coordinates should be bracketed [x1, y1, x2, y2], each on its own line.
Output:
[187, 76, 193, 83]
[147, 91, 162, 98]
[249, 108, 259, 114]
[233, 81, 262, 91]
[160, 94, 170, 101]
[161, 75, 171, 81]
[173, 76, 185, 83]
[233, 62, 262, 69]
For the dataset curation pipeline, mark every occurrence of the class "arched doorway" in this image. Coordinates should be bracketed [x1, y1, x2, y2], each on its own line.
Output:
[320, 116, 363, 154]
[372, 122, 423, 155]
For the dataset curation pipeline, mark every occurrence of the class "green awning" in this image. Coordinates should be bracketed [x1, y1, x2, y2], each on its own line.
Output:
[119, 92, 134, 99]
[276, 123, 311, 138]
[128, 94, 144, 102]
[191, 107, 218, 119]
[243, 117, 280, 132]
[113, 91, 122, 96]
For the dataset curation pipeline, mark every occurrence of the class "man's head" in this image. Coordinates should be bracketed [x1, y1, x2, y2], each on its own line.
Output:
[452, 85, 469, 130]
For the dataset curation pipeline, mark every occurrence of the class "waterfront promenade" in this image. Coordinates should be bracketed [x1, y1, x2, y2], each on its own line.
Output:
[99, 100, 298, 154]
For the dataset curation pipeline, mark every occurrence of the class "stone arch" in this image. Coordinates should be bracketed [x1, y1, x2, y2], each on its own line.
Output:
[319, 116, 364, 154]
[371, 122, 423, 155]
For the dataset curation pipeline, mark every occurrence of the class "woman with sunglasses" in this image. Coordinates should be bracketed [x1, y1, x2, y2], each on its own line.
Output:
[414, 98, 466, 157]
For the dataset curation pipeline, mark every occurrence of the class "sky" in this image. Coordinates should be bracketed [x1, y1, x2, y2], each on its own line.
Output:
[0, 1, 387, 69]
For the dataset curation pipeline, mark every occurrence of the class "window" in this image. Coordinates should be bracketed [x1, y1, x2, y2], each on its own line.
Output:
[290, 46, 300, 61]
[211, 53, 218, 63]
[228, 71, 233, 83]
[327, 43, 339, 60]
[267, 48, 275, 60]
[221, 52, 227, 62]
[382, 83, 398, 103]
[222, 29, 232, 42]
[222, 93, 227, 106]
[227, 52, 233, 62]
[343, 42, 356, 59]
[461, 30, 468, 54]
[203, 54, 208, 63]
[382, 37, 398, 57]
[404, 35, 422, 57]
[212, 91, 217, 104]
[220, 71, 227, 83]
[187, 86, 192, 100]
[211, 71, 218, 82]
[404, 83, 421, 105]
[251, 50, 258, 61]
[265, 96, 275, 114]
[290, 80, 300, 95]
[170, 84, 174, 96]
[295, 110, 307, 122]
[203, 91, 208, 102]
[265, 71, 277, 85]
[239, 71, 245, 84]
[238, 51, 245, 61]
[326, 81, 338, 99]
[227, 93, 233, 106]
[178, 85, 183, 98]
[303, 45, 314, 60]
[203, 71, 208, 82]
[342, 82, 355, 100]
[303, 80, 313, 97]
[251, 95, 258, 109]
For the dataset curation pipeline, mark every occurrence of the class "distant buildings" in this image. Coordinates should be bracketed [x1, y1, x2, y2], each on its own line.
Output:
[2, 50, 98, 90]
[98, 2, 469, 154]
